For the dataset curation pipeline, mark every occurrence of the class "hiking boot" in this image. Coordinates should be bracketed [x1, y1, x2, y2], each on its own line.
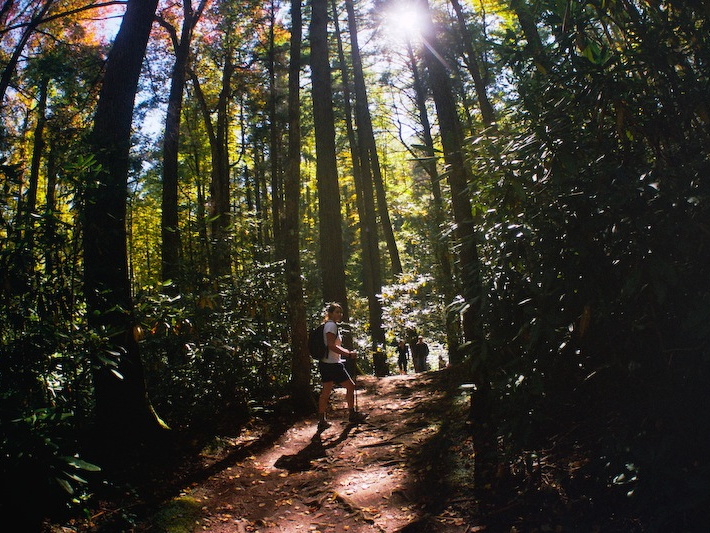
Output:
[317, 419, 331, 432]
[348, 411, 368, 425]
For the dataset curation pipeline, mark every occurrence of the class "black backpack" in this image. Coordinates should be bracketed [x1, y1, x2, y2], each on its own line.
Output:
[308, 321, 334, 360]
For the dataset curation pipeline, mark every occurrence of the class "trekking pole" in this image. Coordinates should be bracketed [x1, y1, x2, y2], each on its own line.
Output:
[343, 365, 358, 411]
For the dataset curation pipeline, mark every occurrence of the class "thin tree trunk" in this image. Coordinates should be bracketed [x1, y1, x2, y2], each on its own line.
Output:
[267, 0, 284, 253]
[344, 0, 402, 278]
[160, 0, 208, 285]
[406, 38, 460, 359]
[44, 135, 58, 279]
[211, 56, 234, 277]
[253, 134, 268, 254]
[190, 59, 233, 278]
[10, 74, 49, 318]
[25, 75, 48, 257]
[188, 71, 221, 275]
[419, 0, 480, 359]
[284, 0, 313, 412]
[449, 0, 495, 128]
[509, 0, 551, 74]
[83, 0, 166, 446]
[418, 0, 493, 494]
[183, 108, 210, 278]
[310, 0, 349, 318]
[332, 0, 383, 351]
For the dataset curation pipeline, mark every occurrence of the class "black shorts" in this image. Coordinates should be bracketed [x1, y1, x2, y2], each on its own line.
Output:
[319, 361, 350, 384]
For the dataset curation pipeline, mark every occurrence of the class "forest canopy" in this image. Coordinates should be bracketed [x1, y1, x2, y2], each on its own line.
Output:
[1, 0, 709, 529]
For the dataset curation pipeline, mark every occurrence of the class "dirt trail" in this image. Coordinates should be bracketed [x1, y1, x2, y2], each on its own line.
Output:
[156, 371, 477, 533]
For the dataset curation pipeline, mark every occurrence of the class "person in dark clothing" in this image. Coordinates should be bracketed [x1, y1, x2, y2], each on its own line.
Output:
[396, 339, 410, 374]
[412, 335, 429, 372]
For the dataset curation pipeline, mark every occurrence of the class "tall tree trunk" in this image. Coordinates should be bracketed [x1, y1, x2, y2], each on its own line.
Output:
[253, 135, 269, 255]
[310, 0, 349, 318]
[160, 0, 208, 285]
[267, 0, 284, 253]
[210, 56, 234, 277]
[418, 0, 493, 494]
[509, 0, 551, 74]
[189, 72, 218, 274]
[24, 75, 48, 260]
[44, 135, 58, 280]
[190, 61, 233, 278]
[183, 108, 210, 278]
[344, 0, 402, 279]
[449, 0, 496, 128]
[284, 0, 313, 412]
[332, 0, 383, 352]
[10, 73, 49, 317]
[83, 0, 166, 446]
[419, 0, 480, 360]
[406, 39, 460, 359]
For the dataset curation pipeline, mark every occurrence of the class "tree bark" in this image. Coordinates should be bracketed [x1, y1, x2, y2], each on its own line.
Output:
[268, 0, 284, 253]
[182, 106, 210, 277]
[44, 135, 58, 279]
[210, 55, 234, 277]
[250, 133, 269, 255]
[83, 0, 166, 445]
[310, 0, 349, 318]
[448, 0, 496, 128]
[418, 0, 480, 360]
[25, 74, 49, 256]
[190, 58, 233, 278]
[406, 39, 461, 359]
[418, 0, 493, 494]
[332, 0, 383, 352]
[509, 0, 551, 74]
[344, 0, 402, 278]
[284, 0, 313, 412]
[160, 0, 208, 285]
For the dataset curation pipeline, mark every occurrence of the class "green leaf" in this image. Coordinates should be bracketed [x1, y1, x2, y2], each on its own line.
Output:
[55, 477, 74, 495]
[62, 456, 102, 472]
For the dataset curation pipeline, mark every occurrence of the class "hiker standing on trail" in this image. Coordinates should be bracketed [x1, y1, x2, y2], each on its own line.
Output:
[396, 339, 410, 374]
[317, 302, 367, 431]
[412, 335, 429, 372]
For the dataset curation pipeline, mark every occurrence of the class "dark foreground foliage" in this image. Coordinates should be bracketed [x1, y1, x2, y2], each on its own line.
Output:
[23, 370, 708, 532]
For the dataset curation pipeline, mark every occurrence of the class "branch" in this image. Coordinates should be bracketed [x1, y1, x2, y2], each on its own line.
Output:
[154, 14, 178, 50]
[0, 1, 128, 36]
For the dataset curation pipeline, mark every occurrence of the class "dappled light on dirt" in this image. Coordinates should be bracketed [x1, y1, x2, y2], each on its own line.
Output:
[61, 367, 660, 532]
[140, 371, 475, 532]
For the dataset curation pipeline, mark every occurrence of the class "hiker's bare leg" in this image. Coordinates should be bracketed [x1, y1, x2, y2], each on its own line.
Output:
[344, 380, 355, 410]
[319, 381, 334, 419]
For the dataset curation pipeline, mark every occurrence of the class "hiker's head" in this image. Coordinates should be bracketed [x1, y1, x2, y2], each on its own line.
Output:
[325, 302, 343, 321]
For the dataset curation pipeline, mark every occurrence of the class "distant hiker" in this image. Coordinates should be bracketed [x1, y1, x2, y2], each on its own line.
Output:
[412, 335, 429, 372]
[317, 302, 367, 431]
[396, 339, 410, 374]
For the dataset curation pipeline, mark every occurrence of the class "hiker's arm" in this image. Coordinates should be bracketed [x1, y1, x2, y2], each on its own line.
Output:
[326, 332, 356, 358]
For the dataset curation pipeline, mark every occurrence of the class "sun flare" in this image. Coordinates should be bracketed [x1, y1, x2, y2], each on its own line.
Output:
[382, 1, 427, 44]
